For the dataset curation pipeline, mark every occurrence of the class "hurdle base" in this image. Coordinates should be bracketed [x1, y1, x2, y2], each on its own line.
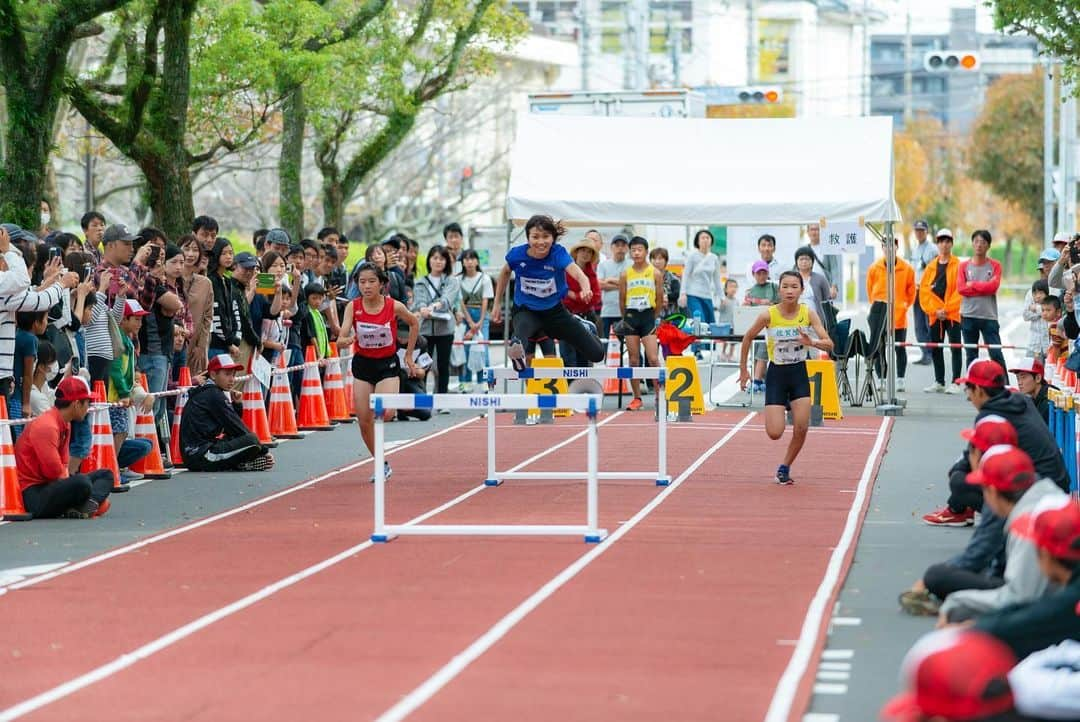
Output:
[484, 478, 503, 487]
[655, 476, 671, 487]
[584, 530, 608, 543]
[370, 532, 398, 543]
[1, 512, 31, 521]
[139, 472, 173, 480]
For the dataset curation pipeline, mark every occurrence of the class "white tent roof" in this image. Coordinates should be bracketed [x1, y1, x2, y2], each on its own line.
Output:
[506, 114, 900, 226]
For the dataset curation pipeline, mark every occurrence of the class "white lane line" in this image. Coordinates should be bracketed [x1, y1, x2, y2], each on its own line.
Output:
[0, 563, 68, 587]
[815, 671, 850, 682]
[0, 414, 624, 721]
[0, 417, 480, 596]
[812, 683, 848, 695]
[373, 411, 758, 722]
[830, 617, 861, 626]
[764, 416, 891, 722]
[803, 713, 840, 722]
[818, 662, 851, 672]
[821, 649, 854, 661]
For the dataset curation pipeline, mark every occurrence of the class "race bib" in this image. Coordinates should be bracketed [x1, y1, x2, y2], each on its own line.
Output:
[356, 321, 393, 349]
[628, 294, 651, 310]
[770, 326, 806, 365]
[520, 276, 557, 299]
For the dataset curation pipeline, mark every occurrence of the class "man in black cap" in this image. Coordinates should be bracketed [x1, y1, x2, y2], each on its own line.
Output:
[909, 220, 937, 364]
[597, 234, 630, 337]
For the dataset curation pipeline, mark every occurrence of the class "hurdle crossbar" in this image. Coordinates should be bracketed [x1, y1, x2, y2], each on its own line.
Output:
[483, 366, 671, 487]
[369, 393, 607, 543]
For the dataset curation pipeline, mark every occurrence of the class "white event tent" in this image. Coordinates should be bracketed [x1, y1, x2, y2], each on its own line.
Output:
[504, 113, 904, 410]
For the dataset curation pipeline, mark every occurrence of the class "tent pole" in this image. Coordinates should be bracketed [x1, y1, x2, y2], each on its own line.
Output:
[877, 220, 903, 416]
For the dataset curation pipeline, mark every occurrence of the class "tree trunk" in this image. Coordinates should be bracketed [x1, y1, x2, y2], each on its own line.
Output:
[1002, 235, 1013, 278]
[331, 111, 418, 229]
[141, 155, 195, 240]
[0, 84, 59, 229]
[321, 176, 345, 233]
[279, 85, 306, 243]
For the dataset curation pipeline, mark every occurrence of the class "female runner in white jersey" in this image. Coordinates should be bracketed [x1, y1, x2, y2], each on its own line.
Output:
[738, 270, 833, 484]
[337, 263, 419, 481]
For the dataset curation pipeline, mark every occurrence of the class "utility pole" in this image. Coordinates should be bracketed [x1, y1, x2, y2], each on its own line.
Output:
[635, 0, 649, 88]
[862, 0, 871, 116]
[1044, 62, 1056, 243]
[83, 119, 94, 212]
[666, 1, 681, 86]
[579, 0, 590, 90]
[1059, 79, 1076, 235]
[903, 9, 913, 123]
[623, 0, 635, 89]
[746, 0, 757, 84]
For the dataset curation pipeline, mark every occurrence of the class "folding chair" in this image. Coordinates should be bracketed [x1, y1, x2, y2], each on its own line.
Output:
[828, 318, 857, 405]
[857, 303, 889, 406]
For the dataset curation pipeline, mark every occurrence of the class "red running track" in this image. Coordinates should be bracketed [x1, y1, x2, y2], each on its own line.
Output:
[0, 411, 890, 722]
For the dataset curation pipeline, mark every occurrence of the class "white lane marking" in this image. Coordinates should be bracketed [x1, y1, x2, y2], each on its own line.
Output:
[0, 415, 624, 720]
[821, 649, 854, 661]
[764, 416, 891, 722]
[0, 563, 68, 586]
[0, 418, 480, 595]
[815, 671, 850, 682]
[803, 714, 840, 722]
[373, 412, 758, 722]
[818, 662, 851, 672]
[830, 617, 861, 626]
[812, 684, 848, 695]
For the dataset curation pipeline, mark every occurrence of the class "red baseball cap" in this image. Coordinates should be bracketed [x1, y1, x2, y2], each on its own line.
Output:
[1010, 495, 1080, 562]
[955, 359, 1007, 389]
[207, 353, 243, 373]
[960, 415, 1018, 452]
[1008, 357, 1044, 378]
[54, 376, 92, 403]
[881, 628, 1016, 722]
[965, 445, 1036, 492]
[122, 299, 150, 318]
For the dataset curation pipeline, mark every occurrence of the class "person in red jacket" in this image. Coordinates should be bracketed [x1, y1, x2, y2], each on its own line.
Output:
[562, 238, 601, 368]
[957, 229, 1006, 372]
[14, 377, 115, 519]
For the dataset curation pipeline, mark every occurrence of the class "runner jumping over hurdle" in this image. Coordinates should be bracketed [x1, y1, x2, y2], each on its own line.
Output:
[737, 270, 833, 485]
[491, 215, 606, 372]
[337, 263, 420, 481]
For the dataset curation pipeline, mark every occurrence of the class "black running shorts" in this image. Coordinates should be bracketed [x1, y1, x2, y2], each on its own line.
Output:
[622, 309, 657, 337]
[352, 353, 400, 386]
[764, 362, 811, 406]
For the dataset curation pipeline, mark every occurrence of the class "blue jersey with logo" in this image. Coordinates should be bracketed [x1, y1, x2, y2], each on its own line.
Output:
[506, 243, 572, 311]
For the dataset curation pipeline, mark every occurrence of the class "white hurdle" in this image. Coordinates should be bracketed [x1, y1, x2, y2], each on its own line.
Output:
[484, 366, 671, 487]
[369, 393, 607, 543]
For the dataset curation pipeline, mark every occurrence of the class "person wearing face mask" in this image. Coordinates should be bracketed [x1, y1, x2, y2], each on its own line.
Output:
[29, 341, 60, 415]
[37, 199, 53, 240]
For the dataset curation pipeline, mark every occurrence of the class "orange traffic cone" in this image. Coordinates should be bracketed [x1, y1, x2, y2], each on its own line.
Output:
[129, 373, 171, 479]
[81, 381, 124, 492]
[323, 345, 353, 424]
[297, 345, 334, 431]
[170, 366, 192, 468]
[340, 348, 356, 417]
[0, 398, 30, 521]
[601, 329, 632, 395]
[242, 375, 277, 446]
[268, 353, 303, 439]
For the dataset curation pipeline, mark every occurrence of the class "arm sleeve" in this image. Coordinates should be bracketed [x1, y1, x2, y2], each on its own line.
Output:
[681, 253, 696, 289]
[956, 260, 973, 297]
[0, 251, 30, 297]
[1049, 261, 1066, 290]
[217, 389, 252, 439]
[1022, 291, 1041, 322]
[965, 260, 1002, 295]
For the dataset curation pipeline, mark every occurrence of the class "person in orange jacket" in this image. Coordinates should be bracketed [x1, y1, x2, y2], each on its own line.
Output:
[866, 238, 917, 391]
[918, 228, 962, 393]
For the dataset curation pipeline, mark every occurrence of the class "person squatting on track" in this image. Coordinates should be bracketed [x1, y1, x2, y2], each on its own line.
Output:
[615, 236, 663, 411]
[491, 215, 605, 372]
[737, 270, 833, 485]
[336, 262, 419, 482]
[14, 377, 115, 519]
[178, 354, 275, 472]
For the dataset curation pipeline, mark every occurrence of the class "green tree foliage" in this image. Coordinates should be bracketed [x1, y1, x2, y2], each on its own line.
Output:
[0, 0, 134, 228]
[995, 0, 1080, 86]
[64, 0, 295, 238]
[299, 0, 529, 234]
[968, 71, 1045, 239]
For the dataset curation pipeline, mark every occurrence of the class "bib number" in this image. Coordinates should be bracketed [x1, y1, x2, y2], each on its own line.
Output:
[356, 322, 392, 349]
[520, 276, 556, 299]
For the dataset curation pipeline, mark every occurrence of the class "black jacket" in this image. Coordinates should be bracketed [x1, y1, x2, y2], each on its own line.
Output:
[979, 391, 1070, 492]
[1032, 383, 1050, 426]
[976, 567, 1080, 660]
[179, 380, 251, 456]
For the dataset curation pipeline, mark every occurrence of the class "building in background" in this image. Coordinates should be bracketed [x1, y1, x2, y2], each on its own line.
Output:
[870, 6, 1038, 132]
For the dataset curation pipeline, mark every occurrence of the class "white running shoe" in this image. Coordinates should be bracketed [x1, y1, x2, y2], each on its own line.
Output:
[945, 383, 961, 394]
[896, 378, 906, 392]
[923, 382, 945, 393]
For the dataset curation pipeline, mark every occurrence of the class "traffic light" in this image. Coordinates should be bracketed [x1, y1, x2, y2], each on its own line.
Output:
[459, 165, 474, 199]
[735, 86, 782, 104]
[923, 50, 980, 72]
